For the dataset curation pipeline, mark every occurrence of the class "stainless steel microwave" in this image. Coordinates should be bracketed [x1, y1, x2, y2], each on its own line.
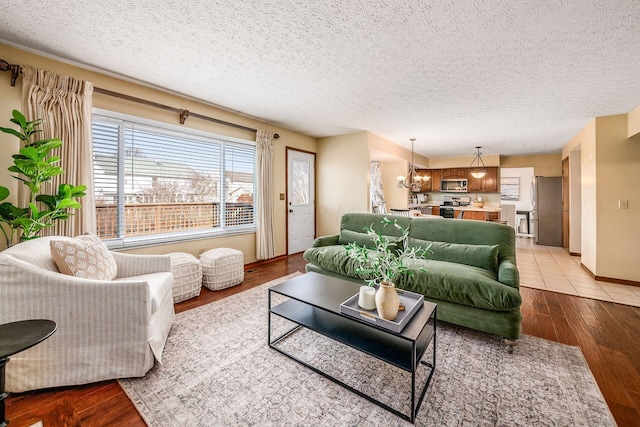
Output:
[440, 179, 468, 192]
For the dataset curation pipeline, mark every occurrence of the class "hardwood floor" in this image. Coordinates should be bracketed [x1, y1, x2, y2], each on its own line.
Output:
[6, 253, 640, 426]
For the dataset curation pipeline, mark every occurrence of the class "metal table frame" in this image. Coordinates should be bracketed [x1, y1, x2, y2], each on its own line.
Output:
[267, 273, 436, 423]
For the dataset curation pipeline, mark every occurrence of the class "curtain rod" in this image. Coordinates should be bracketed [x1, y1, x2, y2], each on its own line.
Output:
[0, 58, 279, 139]
[0, 58, 21, 86]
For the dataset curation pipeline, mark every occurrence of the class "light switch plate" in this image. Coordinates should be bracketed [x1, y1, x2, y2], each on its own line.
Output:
[619, 200, 628, 209]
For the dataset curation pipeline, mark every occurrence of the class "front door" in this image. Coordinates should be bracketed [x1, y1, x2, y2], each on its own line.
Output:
[287, 148, 315, 254]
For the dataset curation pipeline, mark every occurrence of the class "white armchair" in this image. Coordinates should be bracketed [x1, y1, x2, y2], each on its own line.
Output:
[0, 236, 175, 392]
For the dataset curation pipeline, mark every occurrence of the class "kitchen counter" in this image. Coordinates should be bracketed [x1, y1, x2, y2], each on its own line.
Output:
[409, 203, 502, 212]
[409, 203, 502, 221]
[457, 206, 502, 212]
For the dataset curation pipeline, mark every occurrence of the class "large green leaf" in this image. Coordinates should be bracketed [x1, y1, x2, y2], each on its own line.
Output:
[35, 194, 56, 208]
[19, 146, 40, 160]
[0, 203, 28, 220]
[11, 110, 26, 127]
[29, 202, 40, 218]
[0, 186, 9, 202]
[57, 199, 81, 209]
[37, 139, 63, 152]
[0, 126, 23, 139]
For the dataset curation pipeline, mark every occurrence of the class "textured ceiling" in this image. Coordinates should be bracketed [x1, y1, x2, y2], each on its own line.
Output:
[1, 1, 639, 158]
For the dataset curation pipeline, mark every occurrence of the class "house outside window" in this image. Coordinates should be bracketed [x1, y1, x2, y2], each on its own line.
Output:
[92, 110, 256, 248]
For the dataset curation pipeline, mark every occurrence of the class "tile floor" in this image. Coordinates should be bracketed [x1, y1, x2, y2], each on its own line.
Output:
[516, 237, 640, 308]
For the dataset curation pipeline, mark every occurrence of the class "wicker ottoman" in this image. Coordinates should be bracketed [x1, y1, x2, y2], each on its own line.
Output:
[168, 252, 202, 303]
[200, 248, 244, 291]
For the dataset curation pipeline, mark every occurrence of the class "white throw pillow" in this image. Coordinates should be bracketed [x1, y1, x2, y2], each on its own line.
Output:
[50, 233, 117, 280]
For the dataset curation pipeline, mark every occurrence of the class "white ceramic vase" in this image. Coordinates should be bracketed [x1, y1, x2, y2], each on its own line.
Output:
[375, 281, 400, 321]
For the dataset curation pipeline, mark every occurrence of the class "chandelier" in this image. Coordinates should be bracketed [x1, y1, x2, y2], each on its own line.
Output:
[396, 138, 428, 192]
[470, 146, 487, 178]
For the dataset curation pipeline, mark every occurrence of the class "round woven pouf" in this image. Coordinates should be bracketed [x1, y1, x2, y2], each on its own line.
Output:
[168, 252, 202, 303]
[200, 248, 244, 291]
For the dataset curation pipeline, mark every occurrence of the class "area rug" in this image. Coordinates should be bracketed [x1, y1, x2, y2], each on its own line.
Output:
[119, 272, 616, 426]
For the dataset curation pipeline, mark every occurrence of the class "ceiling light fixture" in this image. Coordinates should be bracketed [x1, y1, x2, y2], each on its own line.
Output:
[470, 146, 487, 179]
[396, 138, 428, 192]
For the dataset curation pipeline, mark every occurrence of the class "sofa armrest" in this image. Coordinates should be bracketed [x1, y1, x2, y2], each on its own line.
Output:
[498, 256, 520, 289]
[0, 259, 157, 391]
[0, 259, 154, 326]
[312, 234, 340, 247]
[111, 252, 172, 278]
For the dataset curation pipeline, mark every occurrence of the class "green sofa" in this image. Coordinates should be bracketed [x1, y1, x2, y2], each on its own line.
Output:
[303, 213, 522, 350]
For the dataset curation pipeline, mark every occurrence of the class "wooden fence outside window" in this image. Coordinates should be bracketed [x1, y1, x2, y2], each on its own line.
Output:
[95, 202, 254, 239]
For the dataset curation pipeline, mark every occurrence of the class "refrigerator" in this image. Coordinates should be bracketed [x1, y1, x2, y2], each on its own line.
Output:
[530, 176, 562, 246]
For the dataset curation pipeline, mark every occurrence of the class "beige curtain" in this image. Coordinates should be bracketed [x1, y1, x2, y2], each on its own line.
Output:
[255, 129, 275, 260]
[21, 66, 96, 237]
[370, 161, 386, 213]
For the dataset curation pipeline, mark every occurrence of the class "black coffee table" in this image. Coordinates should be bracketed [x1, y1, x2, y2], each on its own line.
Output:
[0, 319, 57, 427]
[268, 272, 436, 423]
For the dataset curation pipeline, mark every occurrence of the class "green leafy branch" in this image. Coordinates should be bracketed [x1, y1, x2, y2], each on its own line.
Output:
[345, 216, 431, 286]
[0, 110, 86, 247]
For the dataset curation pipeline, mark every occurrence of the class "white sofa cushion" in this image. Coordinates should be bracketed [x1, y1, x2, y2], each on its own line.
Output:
[50, 234, 117, 280]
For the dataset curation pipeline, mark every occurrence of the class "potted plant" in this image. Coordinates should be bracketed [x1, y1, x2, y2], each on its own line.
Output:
[345, 217, 431, 320]
[0, 109, 86, 247]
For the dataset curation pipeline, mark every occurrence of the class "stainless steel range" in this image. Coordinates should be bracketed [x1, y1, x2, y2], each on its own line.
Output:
[442, 196, 471, 206]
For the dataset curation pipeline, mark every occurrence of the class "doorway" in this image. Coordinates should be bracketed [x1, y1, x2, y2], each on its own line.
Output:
[287, 148, 316, 254]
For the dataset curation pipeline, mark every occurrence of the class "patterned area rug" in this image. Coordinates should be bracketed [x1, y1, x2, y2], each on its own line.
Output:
[119, 273, 615, 426]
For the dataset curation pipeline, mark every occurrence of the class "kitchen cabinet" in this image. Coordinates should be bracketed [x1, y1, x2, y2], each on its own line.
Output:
[430, 169, 441, 192]
[484, 167, 498, 192]
[467, 174, 482, 192]
[418, 167, 498, 193]
[468, 167, 499, 192]
[441, 168, 468, 179]
[461, 210, 488, 221]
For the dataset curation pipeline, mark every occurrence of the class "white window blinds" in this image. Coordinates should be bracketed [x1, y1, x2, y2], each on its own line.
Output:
[92, 113, 256, 245]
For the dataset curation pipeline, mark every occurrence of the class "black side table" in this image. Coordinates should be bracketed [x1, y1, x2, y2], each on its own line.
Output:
[0, 319, 57, 427]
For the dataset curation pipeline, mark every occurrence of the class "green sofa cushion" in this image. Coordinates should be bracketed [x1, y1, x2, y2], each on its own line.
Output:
[303, 246, 520, 311]
[303, 245, 376, 280]
[399, 259, 521, 311]
[408, 238, 499, 273]
[338, 229, 401, 251]
[340, 213, 411, 238]
[409, 217, 516, 261]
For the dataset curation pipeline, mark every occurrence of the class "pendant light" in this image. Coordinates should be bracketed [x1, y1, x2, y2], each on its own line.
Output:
[396, 138, 426, 192]
[470, 146, 487, 179]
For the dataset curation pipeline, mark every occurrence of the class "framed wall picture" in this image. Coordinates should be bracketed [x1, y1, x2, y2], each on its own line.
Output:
[501, 177, 519, 201]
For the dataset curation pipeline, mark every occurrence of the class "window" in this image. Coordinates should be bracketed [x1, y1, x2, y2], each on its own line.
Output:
[291, 159, 310, 205]
[92, 111, 256, 248]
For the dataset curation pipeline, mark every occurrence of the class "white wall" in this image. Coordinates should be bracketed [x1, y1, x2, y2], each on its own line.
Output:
[563, 119, 597, 275]
[569, 149, 582, 254]
[499, 167, 534, 211]
[380, 160, 409, 211]
[316, 132, 370, 236]
[594, 114, 640, 281]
